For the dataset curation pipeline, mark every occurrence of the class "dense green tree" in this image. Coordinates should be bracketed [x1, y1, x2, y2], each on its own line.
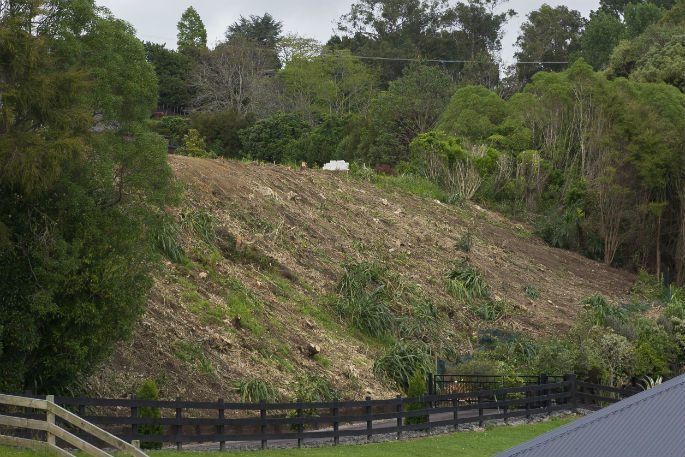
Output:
[330, 0, 513, 87]
[144, 42, 193, 108]
[177, 6, 207, 50]
[437, 85, 506, 140]
[607, 6, 684, 92]
[190, 109, 256, 157]
[0, 0, 177, 393]
[278, 50, 378, 124]
[514, 5, 586, 81]
[624, 2, 666, 37]
[238, 112, 311, 163]
[580, 10, 626, 69]
[359, 63, 455, 164]
[226, 13, 282, 48]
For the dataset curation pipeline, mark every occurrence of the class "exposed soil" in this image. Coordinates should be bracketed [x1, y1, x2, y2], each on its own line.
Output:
[88, 156, 635, 403]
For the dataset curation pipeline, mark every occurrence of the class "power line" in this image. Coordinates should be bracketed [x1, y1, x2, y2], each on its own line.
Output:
[317, 53, 568, 65]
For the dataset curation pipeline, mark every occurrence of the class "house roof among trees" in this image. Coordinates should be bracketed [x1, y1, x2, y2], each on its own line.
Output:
[493, 374, 685, 457]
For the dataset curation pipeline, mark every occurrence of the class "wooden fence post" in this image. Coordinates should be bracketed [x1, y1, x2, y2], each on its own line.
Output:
[218, 398, 225, 452]
[396, 395, 402, 440]
[297, 399, 303, 449]
[260, 399, 267, 450]
[452, 396, 459, 431]
[564, 374, 577, 413]
[130, 394, 138, 444]
[46, 395, 55, 447]
[365, 396, 372, 442]
[332, 398, 339, 446]
[425, 396, 432, 435]
[478, 395, 484, 427]
[502, 392, 508, 424]
[175, 397, 182, 451]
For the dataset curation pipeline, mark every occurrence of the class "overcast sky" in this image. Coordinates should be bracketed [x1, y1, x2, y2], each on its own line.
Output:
[98, 0, 600, 66]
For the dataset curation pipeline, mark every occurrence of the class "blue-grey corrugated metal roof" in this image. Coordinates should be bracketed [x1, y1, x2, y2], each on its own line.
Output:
[492, 374, 685, 457]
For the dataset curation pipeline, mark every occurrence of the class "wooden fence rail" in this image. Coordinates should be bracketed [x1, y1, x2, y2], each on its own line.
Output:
[0, 394, 148, 457]
[0, 375, 637, 452]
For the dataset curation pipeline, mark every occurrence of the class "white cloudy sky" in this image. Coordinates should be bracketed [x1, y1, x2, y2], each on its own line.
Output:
[98, 0, 600, 65]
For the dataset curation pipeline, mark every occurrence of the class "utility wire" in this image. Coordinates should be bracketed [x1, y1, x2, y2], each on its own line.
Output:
[317, 53, 568, 65]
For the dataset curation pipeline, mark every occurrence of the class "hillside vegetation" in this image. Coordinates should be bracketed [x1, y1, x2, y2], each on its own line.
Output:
[88, 156, 636, 401]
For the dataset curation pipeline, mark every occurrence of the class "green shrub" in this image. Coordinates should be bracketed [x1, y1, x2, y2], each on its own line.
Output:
[292, 374, 339, 402]
[665, 286, 685, 319]
[468, 300, 507, 321]
[136, 380, 163, 449]
[455, 231, 474, 253]
[232, 376, 281, 402]
[404, 370, 427, 426]
[284, 115, 349, 166]
[335, 262, 394, 338]
[350, 162, 378, 182]
[178, 129, 215, 158]
[153, 218, 186, 263]
[158, 116, 190, 145]
[238, 112, 310, 163]
[581, 294, 626, 326]
[191, 108, 255, 157]
[446, 260, 490, 301]
[182, 210, 217, 247]
[524, 285, 540, 300]
[374, 342, 433, 392]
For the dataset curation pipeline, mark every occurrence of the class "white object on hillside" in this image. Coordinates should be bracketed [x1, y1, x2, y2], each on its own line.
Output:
[322, 160, 349, 171]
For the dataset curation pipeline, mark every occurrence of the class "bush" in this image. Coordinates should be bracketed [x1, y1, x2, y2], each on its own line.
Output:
[455, 231, 474, 252]
[335, 262, 394, 339]
[404, 370, 427, 426]
[284, 115, 349, 166]
[468, 299, 508, 321]
[238, 112, 310, 163]
[232, 376, 281, 402]
[581, 294, 626, 326]
[446, 260, 490, 301]
[158, 116, 190, 145]
[178, 129, 214, 158]
[374, 343, 433, 392]
[137, 380, 163, 449]
[191, 109, 255, 157]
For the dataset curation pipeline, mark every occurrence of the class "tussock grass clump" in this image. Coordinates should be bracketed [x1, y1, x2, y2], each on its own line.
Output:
[581, 294, 626, 326]
[524, 285, 540, 300]
[468, 300, 507, 321]
[183, 210, 217, 246]
[153, 218, 186, 263]
[232, 376, 281, 402]
[446, 260, 490, 301]
[374, 342, 433, 392]
[454, 231, 474, 252]
[335, 262, 394, 338]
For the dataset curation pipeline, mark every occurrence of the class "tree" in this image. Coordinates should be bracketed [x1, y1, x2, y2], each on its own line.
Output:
[189, 38, 277, 114]
[226, 13, 282, 48]
[514, 5, 586, 81]
[0, 0, 177, 393]
[136, 380, 163, 449]
[580, 10, 625, 70]
[278, 50, 378, 124]
[360, 63, 455, 165]
[623, 2, 665, 37]
[177, 6, 207, 50]
[190, 109, 255, 157]
[144, 42, 193, 108]
[238, 112, 311, 163]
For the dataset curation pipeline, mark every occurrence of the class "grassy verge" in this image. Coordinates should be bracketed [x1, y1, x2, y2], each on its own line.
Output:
[0, 416, 573, 457]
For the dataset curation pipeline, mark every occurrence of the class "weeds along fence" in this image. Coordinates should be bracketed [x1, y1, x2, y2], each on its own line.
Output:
[1, 375, 638, 451]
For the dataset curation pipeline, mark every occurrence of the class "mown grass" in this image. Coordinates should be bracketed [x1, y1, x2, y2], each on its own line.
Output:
[1, 417, 573, 457]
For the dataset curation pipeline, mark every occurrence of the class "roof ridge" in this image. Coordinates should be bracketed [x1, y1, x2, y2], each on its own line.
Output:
[506, 376, 685, 457]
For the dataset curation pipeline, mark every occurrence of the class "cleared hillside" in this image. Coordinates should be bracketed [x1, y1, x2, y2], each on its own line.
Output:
[88, 156, 635, 401]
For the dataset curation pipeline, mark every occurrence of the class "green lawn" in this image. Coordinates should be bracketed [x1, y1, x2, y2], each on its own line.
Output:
[0, 417, 573, 457]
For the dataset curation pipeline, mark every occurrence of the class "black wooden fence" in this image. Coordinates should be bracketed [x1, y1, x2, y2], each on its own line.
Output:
[1, 375, 638, 451]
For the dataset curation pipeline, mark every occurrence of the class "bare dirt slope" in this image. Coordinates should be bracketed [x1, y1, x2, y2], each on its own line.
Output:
[88, 156, 635, 402]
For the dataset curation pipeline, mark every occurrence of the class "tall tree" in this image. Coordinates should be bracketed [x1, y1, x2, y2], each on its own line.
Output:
[580, 10, 625, 70]
[359, 63, 455, 164]
[225, 13, 282, 48]
[177, 6, 207, 50]
[144, 42, 193, 108]
[514, 5, 586, 81]
[0, 0, 177, 393]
